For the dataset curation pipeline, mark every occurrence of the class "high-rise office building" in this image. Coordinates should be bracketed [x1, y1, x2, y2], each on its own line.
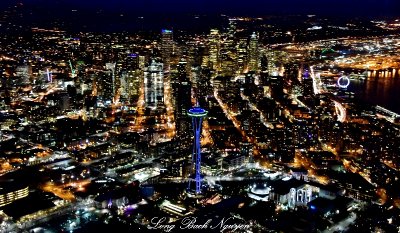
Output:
[161, 29, 174, 71]
[302, 69, 314, 96]
[121, 70, 141, 103]
[173, 59, 192, 149]
[269, 76, 284, 100]
[105, 62, 116, 101]
[237, 38, 248, 73]
[248, 32, 259, 71]
[144, 60, 164, 109]
[220, 33, 237, 76]
[98, 71, 114, 104]
[125, 53, 140, 71]
[120, 54, 142, 103]
[208, 29, 220, 71]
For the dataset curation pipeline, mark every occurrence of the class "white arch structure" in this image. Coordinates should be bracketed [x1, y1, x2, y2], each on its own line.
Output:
[310, 66, 323, 95]
[334, 100, 346, 122]
[289, 188, 296, 207]
[288, 186, 313, 207]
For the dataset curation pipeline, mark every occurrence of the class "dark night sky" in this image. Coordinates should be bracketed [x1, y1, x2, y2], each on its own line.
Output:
[1, 0, 399, 17]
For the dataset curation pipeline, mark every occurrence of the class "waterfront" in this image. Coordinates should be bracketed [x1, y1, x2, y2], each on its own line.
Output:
[349, 69, 400, 114]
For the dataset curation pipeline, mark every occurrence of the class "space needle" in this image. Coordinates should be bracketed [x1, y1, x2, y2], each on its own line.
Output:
[187, 104, 208, 195]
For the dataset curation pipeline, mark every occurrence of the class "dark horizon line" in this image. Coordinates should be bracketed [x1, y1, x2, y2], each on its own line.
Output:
[2, 0, 400, 19]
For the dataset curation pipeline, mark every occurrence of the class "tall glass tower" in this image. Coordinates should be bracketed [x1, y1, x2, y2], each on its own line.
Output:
[187, 106, 208, 194]
[248, 32, 259, 71]
[144, 60, 164, 109]
[161, 29, 173, 71]
[208, 29, 220, 70]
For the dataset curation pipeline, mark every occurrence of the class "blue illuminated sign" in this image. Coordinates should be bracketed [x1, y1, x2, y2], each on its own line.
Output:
[162, 29, 172, 33]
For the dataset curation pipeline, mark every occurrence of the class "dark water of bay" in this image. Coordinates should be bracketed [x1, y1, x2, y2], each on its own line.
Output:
[347, 69, 400, 114]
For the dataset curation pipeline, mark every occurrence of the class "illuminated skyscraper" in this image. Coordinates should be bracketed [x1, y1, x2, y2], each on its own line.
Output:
[208, 29, 220, 70]
[187, 106, 207, 194]
[248, 32, 259, 71]
[144, 60, 164, 109]
[237, 38, 248, 73]
[161, 29, 174, 71]
[301, 67, 313, 96]
[220, 24, 237, 76]
[121, 70, 141, 103]
[99, 71, 114, 104]
[125, 53, 140, 71]
[105, 63, 116, 102]
[120, 54, 142, 103]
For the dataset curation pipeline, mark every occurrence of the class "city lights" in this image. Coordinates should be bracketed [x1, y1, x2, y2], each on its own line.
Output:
[0, 2, 399, 233]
